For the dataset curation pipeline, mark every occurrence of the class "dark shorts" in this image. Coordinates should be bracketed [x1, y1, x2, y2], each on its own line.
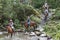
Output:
[28, 24, 30, 27]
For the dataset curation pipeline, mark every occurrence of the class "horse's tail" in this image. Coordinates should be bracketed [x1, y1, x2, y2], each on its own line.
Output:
[33, 23, 37, 30]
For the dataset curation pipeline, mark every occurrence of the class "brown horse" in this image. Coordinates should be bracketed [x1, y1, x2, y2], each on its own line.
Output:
[6, 25, 14, 37]
[24, 21, 37, 31]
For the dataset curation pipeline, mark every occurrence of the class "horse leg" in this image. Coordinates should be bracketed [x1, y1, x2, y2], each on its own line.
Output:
[14, 31, 15, 36]
[33, 26, 35, 31]
[25, 26, 28, 33]
[12, 29, 15, 36]
[27, 24, 30, 32]
[33, 24, 37, 31]
[35, 24, 37, 29]
[7, 31, 10, 37]
[7, 32, 9, 37]
[11, 30, 13, 38]
[11, 33, 13, 38]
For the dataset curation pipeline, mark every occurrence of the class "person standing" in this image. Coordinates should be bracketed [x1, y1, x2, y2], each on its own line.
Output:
[42, 2, 49, 22]
[44, 7, 49, 22]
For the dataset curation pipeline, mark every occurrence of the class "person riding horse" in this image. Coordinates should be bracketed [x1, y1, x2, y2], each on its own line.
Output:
[24, 16, 37, 33]
[8, 19, 15, 31]
[27, 16, 31, 27]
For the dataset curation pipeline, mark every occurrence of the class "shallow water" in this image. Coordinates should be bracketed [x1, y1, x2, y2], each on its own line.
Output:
[0, 32, 30, 40]
[0, 32, 53, 40]
[0, 32, 39, 40]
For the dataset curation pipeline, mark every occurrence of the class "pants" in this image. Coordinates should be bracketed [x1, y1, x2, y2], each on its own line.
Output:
[27, 21, 30, 27]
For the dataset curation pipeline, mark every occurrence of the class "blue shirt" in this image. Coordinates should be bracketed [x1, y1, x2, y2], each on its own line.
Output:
[27, 19, 30, 24]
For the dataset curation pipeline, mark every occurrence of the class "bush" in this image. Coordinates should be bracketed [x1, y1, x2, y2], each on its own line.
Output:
[51, 8, 60, 20]
[14, 19, 21, 29]
[44, 21, 60, 40]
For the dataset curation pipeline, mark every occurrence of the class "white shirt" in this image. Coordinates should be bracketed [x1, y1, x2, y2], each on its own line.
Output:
[9, 22, 14, 27]
[44, 9, 48, 14]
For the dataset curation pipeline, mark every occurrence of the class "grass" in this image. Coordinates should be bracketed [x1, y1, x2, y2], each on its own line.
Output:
[44, 20, 60, 40]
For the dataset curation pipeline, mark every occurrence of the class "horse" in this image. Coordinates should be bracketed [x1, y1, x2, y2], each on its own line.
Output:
[6, 25, 15, 37]
[24, 21, 37, 32]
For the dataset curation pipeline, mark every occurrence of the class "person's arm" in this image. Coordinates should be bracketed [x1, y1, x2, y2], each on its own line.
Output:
[11, 22, 14, 26]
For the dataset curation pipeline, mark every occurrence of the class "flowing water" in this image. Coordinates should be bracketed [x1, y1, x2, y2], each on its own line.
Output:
[0, 32, 29, 40]
[0, 32, 40, 40]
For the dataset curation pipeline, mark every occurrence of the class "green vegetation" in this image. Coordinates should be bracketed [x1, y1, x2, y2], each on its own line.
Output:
[44, 20, 60, 40]
[0, 0, 60, 40]
[31, 0, 60, 8]
[0, 0, 40, 29]
[31, 15, 41, 23]
[43, 8, 60, 40]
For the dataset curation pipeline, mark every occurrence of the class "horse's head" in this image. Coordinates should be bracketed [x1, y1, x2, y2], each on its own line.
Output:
[6, 25, 10, 28]
[6, 25, 13, 33]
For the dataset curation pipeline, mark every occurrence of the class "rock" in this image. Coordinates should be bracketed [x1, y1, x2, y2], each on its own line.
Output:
[36, 25, 44, 32]
[0, 32, 3, 34]
[24, 32, 29, 35]
[30, 36, 39, 40]
[40, 34, 47, 40]
[34, 30, 41, 36]
[29, 32, 36, 36]
[40, 33, 47, 37]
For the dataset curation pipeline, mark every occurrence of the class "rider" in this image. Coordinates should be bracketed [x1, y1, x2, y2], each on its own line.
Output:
[8, 19, 15, 31]
[27, 16, 31, 27]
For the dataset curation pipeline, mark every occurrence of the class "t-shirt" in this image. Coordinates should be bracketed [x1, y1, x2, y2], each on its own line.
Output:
[44, 9, 48, 14]
[27, 19, 30, 24]
[9, 22, 14, 27]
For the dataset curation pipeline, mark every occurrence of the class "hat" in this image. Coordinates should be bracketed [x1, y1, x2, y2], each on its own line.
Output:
[10, 19, 13, 22]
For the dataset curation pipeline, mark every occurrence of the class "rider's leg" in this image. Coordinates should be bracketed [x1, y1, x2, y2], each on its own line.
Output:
[28, 24, 30, 32]
[44, 16, 47, 21]
[11, 26, 15, 32]
[44, 13, 48, 22]
[11, 26, 15, 36]
[28, 24, 32, 33]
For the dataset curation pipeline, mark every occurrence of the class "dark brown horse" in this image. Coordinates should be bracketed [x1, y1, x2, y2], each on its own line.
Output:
[6, 25, 14, 37]
[24, 21, 37, 31]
